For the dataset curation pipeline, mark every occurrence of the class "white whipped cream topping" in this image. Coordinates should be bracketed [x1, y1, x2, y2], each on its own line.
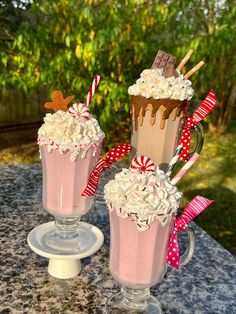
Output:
[104, 167, 182, 231]
[128, 68, 194, 101]
[38, 110, 104, 161]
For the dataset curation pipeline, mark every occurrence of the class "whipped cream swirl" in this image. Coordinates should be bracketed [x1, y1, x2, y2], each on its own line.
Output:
[128, 68, 194, 101]
[104, 167, 182, 231]
[38, 110, 104, 161]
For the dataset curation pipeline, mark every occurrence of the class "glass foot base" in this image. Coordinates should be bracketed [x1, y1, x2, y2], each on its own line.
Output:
[106, 291, 162, 314]
[41, 225, 96, 255]
[28, 221, 104, 258]
[28, 221, 104, 279]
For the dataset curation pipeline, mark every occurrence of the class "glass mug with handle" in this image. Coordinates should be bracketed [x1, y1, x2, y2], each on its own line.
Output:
[105, 205, 195, 314]
[130, 96, 204, 170]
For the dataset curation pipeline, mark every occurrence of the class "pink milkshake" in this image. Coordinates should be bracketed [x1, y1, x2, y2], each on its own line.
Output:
[38, 96, 105, 218]
[41, 145, 100, 217]
[108, 209, 174, 289]
[33, 89, 105, 257]
[104, 156, 182, 289]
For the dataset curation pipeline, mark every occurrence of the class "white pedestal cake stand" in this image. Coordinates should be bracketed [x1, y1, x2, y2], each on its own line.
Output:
[27, 221, 104, 279]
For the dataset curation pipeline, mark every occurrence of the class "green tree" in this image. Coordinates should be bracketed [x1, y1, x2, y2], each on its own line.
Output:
[0, 0, 30, 53]
[170, 0, 236, 134]
[0, 0, 235, 133]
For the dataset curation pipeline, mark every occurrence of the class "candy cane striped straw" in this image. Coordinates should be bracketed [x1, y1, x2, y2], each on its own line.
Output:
[165, 145, 183, 177]
[170, 152, 200, 185]
[84, 75, 101, 107]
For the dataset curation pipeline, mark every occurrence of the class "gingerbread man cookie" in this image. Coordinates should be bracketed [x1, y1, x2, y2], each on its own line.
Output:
[44, 90, 74, 112]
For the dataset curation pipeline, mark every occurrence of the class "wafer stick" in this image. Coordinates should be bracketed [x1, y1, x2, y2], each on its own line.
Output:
[170, 153, 200, 185]
[184, 61, 205, 79]
[176, 50, 193, 71]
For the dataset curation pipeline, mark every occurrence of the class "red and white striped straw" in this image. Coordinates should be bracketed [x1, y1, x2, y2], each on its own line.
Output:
[84, 75, 101, 107]
[170, 153, 200, 185]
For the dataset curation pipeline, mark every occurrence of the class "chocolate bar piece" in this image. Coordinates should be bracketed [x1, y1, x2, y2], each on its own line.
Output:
[151, 50, 176, 70]
[163, 64, 179, 78]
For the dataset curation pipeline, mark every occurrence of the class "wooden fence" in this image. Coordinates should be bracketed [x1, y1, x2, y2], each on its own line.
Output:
[0, 87, 49, 126]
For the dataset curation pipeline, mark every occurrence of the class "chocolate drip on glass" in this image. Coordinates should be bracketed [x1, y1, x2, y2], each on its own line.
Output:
[131, 96, 188, 130]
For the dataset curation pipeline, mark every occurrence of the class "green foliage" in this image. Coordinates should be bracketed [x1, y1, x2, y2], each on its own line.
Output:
[0, 0, 236, 131]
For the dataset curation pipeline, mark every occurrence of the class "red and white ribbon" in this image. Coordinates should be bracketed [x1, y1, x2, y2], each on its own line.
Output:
[81, 143, 132, 196]
[69, 103, 90, 119]
[166, 196, 213, 269]
[84, 75, 101, 107]
[179, 90, 217, 161]
[130, 156, 155, 173]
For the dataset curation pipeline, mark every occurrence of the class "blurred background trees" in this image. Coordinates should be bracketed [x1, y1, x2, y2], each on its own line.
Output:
[1, 0, 235, 133]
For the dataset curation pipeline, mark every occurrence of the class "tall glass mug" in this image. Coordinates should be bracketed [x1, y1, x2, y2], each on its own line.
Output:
[106, 208, 195, 314]
[40, 144, 101, 253]
[130, 96, 204, 169]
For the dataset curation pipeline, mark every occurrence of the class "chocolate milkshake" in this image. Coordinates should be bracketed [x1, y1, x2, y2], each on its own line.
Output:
[129, 51, 194, 169]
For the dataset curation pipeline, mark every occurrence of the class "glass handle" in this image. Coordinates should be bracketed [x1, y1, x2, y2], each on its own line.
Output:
[179, 226, 196, 267]
[189, 122, 204, 157]
[170, 122, 204, 173]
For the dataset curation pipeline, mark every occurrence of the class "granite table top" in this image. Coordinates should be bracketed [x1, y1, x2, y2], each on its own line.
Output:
[0, 164, 236, 314]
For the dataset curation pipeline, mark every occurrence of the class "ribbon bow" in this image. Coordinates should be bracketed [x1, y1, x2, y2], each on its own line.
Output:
[81, 143, 132, 196]
[166, 196, 213, 269]
[179, 90, 217, 161]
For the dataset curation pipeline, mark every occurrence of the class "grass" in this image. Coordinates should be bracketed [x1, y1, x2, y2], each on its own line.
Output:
[0, 119, 236, 253]
[0, 141, 40, 163]
[0, 127, 40, 164]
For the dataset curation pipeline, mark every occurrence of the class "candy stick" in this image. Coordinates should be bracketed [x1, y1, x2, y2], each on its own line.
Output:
[84, 75, 101, 107]
[165, 145, 183, 177]
[184, 61, 205, 79]
[170, 153, 200, 185]
[176, 50, 193, 71]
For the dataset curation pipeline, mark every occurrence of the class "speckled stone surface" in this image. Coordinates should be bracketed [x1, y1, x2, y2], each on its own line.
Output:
[0, 164, 236, 314]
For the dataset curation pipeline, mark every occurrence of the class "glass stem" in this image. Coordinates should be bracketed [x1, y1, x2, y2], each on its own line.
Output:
[121, 287, 150, 308]
[54, 216, 80, 239]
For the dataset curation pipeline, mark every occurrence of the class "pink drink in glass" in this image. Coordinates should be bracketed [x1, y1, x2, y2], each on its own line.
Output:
[108, 209, 175, 289]
[41, 145, 100, 217]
